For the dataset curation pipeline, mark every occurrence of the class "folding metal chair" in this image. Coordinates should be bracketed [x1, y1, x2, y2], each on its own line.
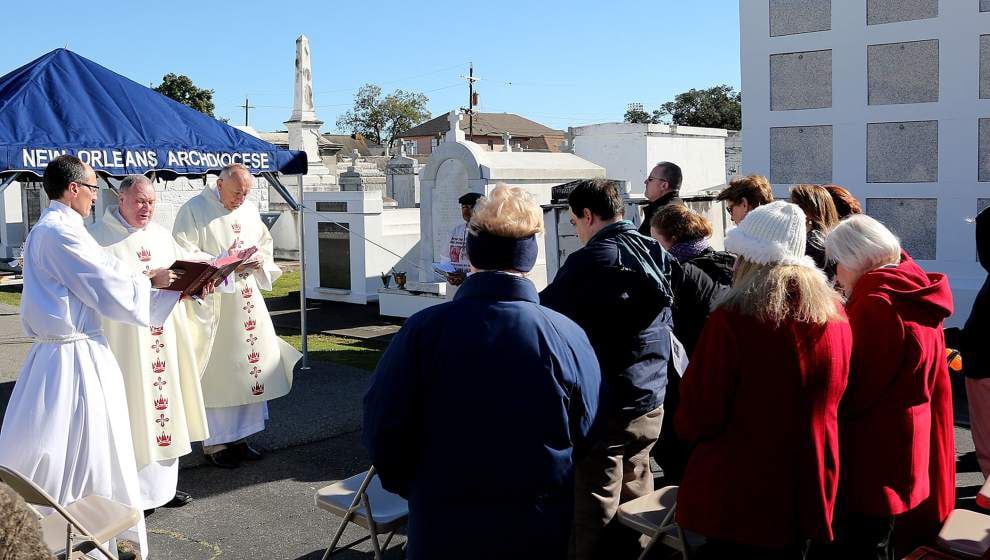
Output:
[615, 485, 689, 560]
[0, 465, 140, 560]
[314, 466, 408, 560]
[935, 508, 990, 558]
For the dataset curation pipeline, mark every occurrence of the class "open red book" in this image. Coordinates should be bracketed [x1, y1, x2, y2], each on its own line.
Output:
[165, 246, 259, 297]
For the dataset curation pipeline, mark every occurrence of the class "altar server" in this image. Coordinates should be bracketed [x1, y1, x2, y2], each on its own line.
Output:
[0, 155, 176, 559]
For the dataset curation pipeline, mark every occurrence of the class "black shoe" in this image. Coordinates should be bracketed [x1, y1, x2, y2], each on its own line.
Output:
[117, 550, 137, 560]
[143, 508, 155, 517]
[165, 490, 193, 508]
[233, 441, 264, 461]
[204, 448, 241, 469]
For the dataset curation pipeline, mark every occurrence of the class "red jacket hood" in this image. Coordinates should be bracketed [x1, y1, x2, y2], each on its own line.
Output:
[849, 252, 953, 326]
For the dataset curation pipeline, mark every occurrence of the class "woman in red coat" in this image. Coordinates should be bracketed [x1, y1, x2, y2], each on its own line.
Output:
[675, 201, 852, 559]
[825, 215, 954, 557]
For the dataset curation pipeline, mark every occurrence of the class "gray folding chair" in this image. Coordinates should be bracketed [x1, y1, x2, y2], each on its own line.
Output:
[0, 465, 140, 560]
[935, 508, 990, 558]
[615, 485, 689, 560]
[315, 466, 408, 560]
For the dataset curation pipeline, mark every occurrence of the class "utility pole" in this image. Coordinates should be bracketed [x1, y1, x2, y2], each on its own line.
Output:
[468, 63, 474, 137]
[240, 96, 255, 127]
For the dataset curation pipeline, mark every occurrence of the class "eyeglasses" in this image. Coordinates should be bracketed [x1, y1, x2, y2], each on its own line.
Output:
[74, 181, 99, 193]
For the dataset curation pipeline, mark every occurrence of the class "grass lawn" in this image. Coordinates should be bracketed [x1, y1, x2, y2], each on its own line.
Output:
[261, 270, 300, 299]
[0, 286, 21, 308]
[280, 334, 386, 372]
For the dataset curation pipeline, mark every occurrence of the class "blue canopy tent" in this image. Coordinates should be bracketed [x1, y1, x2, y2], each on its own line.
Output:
[0, 48, 312, 363]
[0, 48, 307, 178]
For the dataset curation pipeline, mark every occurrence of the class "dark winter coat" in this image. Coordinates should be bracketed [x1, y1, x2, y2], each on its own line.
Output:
[541, 222, 673, 419]
[964, 206, 990, 379]
[638, 191, 684, 236]
[685, 247, 735, 288]
[363, 271, 602, 560]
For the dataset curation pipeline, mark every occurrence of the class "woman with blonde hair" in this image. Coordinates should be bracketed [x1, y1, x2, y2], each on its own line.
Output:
[364, 185, 602, 560]
[790, 184, 840, 274]
[675, 201, 852, 559]
[826, 215, 954, 557]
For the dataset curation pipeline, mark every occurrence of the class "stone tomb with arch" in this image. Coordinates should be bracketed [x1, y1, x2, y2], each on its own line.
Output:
[379, 111, 604, 318]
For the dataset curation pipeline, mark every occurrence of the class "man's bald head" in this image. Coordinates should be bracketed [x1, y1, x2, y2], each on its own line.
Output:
[216, 164, 253, 211]
[118, 175, 156, 228]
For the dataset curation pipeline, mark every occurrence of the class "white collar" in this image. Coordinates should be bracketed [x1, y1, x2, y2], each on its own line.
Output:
[112, 206, 141, 233]
[48, 200, 85, 228]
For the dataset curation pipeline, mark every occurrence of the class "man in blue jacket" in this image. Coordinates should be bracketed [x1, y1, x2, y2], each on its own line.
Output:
[541, 178, 674, 560]
[364, 185, 601, 559]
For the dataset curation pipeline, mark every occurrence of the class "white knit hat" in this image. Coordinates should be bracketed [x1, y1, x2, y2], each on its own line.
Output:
[724, 200, 817, 268]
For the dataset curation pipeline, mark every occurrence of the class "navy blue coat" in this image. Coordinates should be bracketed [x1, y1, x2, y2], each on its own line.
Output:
[363, 271, 602, 560]
[540, 224, 673, 419]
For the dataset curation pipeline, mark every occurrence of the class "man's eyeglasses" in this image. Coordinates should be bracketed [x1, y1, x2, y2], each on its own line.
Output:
[74, 181, 99, 193]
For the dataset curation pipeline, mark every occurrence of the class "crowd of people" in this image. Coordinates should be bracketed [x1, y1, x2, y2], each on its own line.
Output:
[364, 163, 961, 560]
[0, 156, 300, 559]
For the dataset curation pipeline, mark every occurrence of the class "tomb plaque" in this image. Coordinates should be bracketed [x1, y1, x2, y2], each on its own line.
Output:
[867, 121, 938, 183]
[981, 36, 990, 99]
[431, 158, 471, 263]
[867, 0, 938, 25]
[770, 0, 831, 37]
[866, 198, 937, 260]
[317, 222, 351, 290]
[978, 119, 990, 181]
[868, 40, 939, 105]
[770, 50, 833, 111]
[770, 125, 833, 184]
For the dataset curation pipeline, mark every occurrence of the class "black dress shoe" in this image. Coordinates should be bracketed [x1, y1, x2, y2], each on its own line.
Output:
[165, 490, 193, 507]
[233, 441, 264, 461]
[204, 448, 241, 469]
[117, 550, 137, 560]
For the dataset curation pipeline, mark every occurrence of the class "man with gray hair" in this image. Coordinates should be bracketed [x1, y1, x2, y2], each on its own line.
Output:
[172, 164, 299, 469]
[89, 174, 213, 514]
[639, 161, 683, 236]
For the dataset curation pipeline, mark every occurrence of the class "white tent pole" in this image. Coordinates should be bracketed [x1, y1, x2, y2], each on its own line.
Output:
[261, 171, 308, 369]
[297, 174, 309, 370]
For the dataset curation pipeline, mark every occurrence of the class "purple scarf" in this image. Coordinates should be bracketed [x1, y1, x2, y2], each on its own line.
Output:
[668, 238, 710, 263]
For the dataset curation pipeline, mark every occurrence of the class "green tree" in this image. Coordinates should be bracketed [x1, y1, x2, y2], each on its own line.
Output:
[624, 105, 657, 124]
[336, 84, 431, 148]
[153, 73, 216, 117]
[657, 84, 741, 130]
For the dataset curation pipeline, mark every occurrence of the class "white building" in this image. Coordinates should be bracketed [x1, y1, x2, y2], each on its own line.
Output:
[740, 0, 990, 325]
[569, 123, 728, 197]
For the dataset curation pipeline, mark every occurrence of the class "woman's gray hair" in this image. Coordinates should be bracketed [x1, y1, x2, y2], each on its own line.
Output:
[825, 214, 901, 273]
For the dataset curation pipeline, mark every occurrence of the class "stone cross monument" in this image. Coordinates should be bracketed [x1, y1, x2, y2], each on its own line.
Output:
[285, 34, 332, 184]
[446, 110, 465, 143]
[502, 132, 512, 152]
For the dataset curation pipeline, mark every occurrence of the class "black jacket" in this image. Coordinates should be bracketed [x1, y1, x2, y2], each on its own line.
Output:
[541, 223, 673, 418]
[685, 247, 735, 288]
[638, 191, 684, 236]
[964, 207, 990, 378]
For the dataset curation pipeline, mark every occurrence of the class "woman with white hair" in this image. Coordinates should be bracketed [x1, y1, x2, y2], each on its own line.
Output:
[363, 185, 602, 560]
[675, 201, 852, 558]
[825, 215, 955, 557]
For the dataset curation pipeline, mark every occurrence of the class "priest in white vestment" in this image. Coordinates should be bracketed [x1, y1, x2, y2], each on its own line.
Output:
[172, 163, 299, 468]
[0, 156, 179, 560]
[89, 175, 214, 511]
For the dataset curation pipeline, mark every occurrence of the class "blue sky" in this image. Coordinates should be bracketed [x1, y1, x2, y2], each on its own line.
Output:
[1, 0, 740, 133]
